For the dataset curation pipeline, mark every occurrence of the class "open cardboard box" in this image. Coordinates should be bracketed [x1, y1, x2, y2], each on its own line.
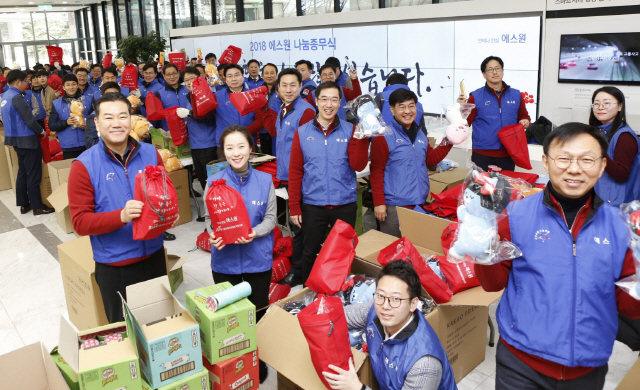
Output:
[166, 253, 189, 293]
[123, 276, 202, 389]
[48, 181, 74, 234]
[0, 132, 13, 190]
[168, 168, 192, 226]
[427, 166, 469, 203]
[0, 342, 71, 389]
[617, 357, 640, 390]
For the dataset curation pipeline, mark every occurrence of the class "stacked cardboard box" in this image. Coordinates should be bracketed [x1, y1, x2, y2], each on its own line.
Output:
[5, 143, 53, 207]
[47, 159, 76, 233]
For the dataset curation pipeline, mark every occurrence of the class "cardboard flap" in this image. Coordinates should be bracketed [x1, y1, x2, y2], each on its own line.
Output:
[58, 236, 95, 274]
[429, 167, 469, 185]
[47, 181, 69, 212]
[355, 230, 397, 259]
[42, 343, 72, 390]
[428, 180, 449, 196]
[397, 207, 450, 255]
[58, 316, 80, 373]
[617, 357, 640, 390]
[126, 276, 173, 312]
[167, 254, 189, 272]
[0, 343, 49, 389]
[442, 287, 503, 307]
[250, 155, 276, 164]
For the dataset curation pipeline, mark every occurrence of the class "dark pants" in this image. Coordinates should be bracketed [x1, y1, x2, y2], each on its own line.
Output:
[617, 313, 640, 351]
[471, 151, 515, 171]
[62, 148, 85, 160]
[495, 340, 608, 390]
[259, 133, 273, 156]
[95, 247, 167, 323]
[14, 144, 44, 209]
[191, 146, 217, 190]
[299, 202, 357, 283]
[212, 269, 272, 322]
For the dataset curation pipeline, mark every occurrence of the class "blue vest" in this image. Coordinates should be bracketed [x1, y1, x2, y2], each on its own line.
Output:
[366, 307, 457, 390]
[336, 71, 348, 88]
[1, 87, 33, 138]
[301, 79, 317, 99]
[499, 192, 628, 367]
[75, 139, 164, 263]
[93, 86, 130, 101]
[31, 88, 46, 120]
[383, 120, 430, 206]
[380, 84, 424, 127]
[298, 119, 357, 206]
[184, 93, 217, 149]
[275, 97, 315, 181]
[208, 166, 273, 274]
[53, 96, 90, 149]
[157, 85, 190, 133]
[88, 77, 101, 88]
[245, 77, 264, 90]
[595, 122, 640, 207]
[214, 87, 255, 147]
[312, 88, 347, 121]
[138, 79, 164, 117]
[470, 85, 521, 150]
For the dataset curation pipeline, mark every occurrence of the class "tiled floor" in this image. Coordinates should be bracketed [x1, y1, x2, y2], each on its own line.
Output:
[0, 186, 637, 389]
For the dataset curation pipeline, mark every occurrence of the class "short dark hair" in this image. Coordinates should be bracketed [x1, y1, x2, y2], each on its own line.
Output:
[7, 70, 26, 85]
[205, 53, 217, 61]
[90, 64, 102, 71]
[325, 57, 340, 71]
[162, 63, 179, 74]
[142, 63, 158, 74]
[100, 81, 120, 93]
[543, 122, 608, 158]
[195, 64, 205, 71]
[25, 70, 35, 77]
[481, 56, 504, 73]
[36, 70, 49, 78]
[62, 74, 78, 84]
[74, 67, 89, 75]
[71, 62, 79, 69]
[277, 68, 302, 85]
[94, 92, 131, 118]
[219, 125, 254, 150]
[217, 63, 227, 72]
[386, 73, 408, 86]
[190, 57, 197, 61]
[224, 63, 243, 77]
[319, 64, 335, 76]
[588, 86, 626, 142]
[389, 88, 417, 106]
[315, 81, 342, 100]
[102, 66, 118, 78]
[247, 59, 260, 67]
[376, 260, 422, 300]
[262, 63, 278, 74]
[295, 60, 313, 71]
[183, 67, 200, 78]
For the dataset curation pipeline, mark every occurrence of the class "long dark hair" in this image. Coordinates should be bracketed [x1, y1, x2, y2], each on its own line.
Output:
[588, 86, 626, 141]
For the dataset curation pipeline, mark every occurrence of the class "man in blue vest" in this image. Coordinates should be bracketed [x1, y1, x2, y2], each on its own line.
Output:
[205, 53, 217, 65]
[325, 57, 349, 89]
[74, 67, 96, 101]
[295, 59, 317, 99]
[245, 59, 264, 90]
[68, 92, 178, 323]
[304, 64, 361, 122]
[138, 63, 164, 118]
[324, 260, 457, 390]
[1, 70, 54, 215]
[49, 74, 90, 159]
[89, 64, 102, 88]
[476, 122, 640, 389]
[85, 82, 123, 148]
[29, 71, 48, 131]
[376, 74, 426, 135]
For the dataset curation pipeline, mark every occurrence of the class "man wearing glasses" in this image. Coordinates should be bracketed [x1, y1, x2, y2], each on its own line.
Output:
[458, 56, 531, 171]
[475, 122, 640, 389]
[138, 63, 164, 118]
[323, 260, 457, 390]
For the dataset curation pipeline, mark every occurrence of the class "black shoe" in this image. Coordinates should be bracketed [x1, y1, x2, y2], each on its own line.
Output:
[33, 206, 55, 215]
[280, 273, 302, 287]
[193, 190, 202, 198]
[20, 205, 32, 214]
[164, 232, 176, 241]
[259, 360, 268, 384]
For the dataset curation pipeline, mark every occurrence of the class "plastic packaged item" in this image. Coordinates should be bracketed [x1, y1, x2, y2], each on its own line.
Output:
[616, 202, 640, 300]
[282, 300, 306, 315]
[346, 93, 392, 139]
[435, 159, 459, 173]
[114, 57, 125, 72]
[79, 59, 90, 70]
[127, 94, 142, 108]
[442, 102, 474, 145]
[205, 64, 219, 86]
[348, 328, 366, 349]
[164, 156, 183, 172]
[417, 296, 436, 315]
[424, 255, 446, 282]
[130, 115, 150, 141]
[206, 281, 252, 312]
[339, 275, 376, 306]
[69, 100, 85, 128]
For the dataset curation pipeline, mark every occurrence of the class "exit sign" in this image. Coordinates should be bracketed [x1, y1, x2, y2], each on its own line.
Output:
[38, 5, 53, 10]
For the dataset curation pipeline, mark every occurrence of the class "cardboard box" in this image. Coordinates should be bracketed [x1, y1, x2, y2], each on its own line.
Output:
[123, 276, 203, 389]
[166, 253, 189, 293]
[617, 357, 640, 390]
[206, 159, 229, 178]
[58, 318, 142, 390]
[49, 159, 75, 191]
[168, 168, 192, 226]
[0, 342, 71, 389]
[48, 181, 74, 233]
[427, 167, 469, 203]
[204, 350, 259, 390]
[185, 283, 257, 365]
[58, 236, 109, 331]
[51, 346, 80, 390]
[150, 128, 169, 150]
[0, 132, 13, 190]
[168, 138, 192, 158]
[5, 144, 53, 207]
[154, 367, 210, 390]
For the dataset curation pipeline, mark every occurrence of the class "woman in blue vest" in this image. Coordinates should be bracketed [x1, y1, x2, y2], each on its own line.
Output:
[323, 260, 457, 390]
[208, 125, 276, 384]
[588, 86, 640, 206]
[48, 74, 91, 159]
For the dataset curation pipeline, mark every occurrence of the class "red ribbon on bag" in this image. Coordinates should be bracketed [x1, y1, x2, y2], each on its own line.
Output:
[191, 76, 218, 119]
[229, 86, 268, 116]
[132, 165, 179, 240]
[218, 45, 242, 64]
[120, 64, 139, 90]
[168, 52, 187, 70]
[102, 53, 113, 69]
[205, 179, 252, 245]
[145, 91, 165, 121]
[46, 46, 63, 66]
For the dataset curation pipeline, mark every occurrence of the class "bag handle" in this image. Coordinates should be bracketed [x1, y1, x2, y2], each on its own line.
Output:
[327, 320, 334, 336]
[143, 170, 168, 221]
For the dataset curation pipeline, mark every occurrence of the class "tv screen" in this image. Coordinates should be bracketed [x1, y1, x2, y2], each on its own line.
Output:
[558, 33, 640, 85]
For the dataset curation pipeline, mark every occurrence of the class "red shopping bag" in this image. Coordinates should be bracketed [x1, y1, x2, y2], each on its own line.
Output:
[272, 226, 283, 251]
[306, 220, 358, 295]
[102, 53, 113, 69]
[46, 46, 64, 66]
[298, 295, 353, 389]
[164, 107, 189, 146]
[49, 138, 61, 156]
[120, 64, 139, 90]
[378, 238, 453, 303]
[498, 124, 532, 170]
[0, 76, 6, 91]
[268, 283, 291, 304]
[205, 179, 252, 245]
[218, 45, 242, 64]
[438, 256, 480, 294]
[191, 76, 218, 119]
[132, 165, 179, 240]
[47, 75, 64, 95]
[196, 230, 211, 252]
[40, 134, 51, 164]
[168, 52, 187, 70]
[273, 236, 293, 258]
[271, 256, 292, 283]
[229, 86, 268, 116]
[145, 91, 165, 121]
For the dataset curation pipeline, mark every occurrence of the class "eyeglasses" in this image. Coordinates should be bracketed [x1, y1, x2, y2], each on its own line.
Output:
[591, 102, 618, 109]
[143, 72, 156, 76]
[395, 104, 416, 112]
[484, 67, 503, 73]
[548, 155, 603, 169]
[373, 293, 412, 308]
[183, 78, 196, 83]
[164, 72, 179, 77]
[317, 97, 340, 103]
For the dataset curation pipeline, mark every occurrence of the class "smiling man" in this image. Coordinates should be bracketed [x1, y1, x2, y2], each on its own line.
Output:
[68, 92, 175, 323]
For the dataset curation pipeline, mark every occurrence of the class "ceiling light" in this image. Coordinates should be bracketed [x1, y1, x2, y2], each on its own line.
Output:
[62, 1, 68, 3]
[28, 2, 34, 4]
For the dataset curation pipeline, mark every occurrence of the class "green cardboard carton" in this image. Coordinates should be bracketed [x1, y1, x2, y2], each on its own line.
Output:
[51, 347, 79, 390]
[156, 367, 209, 390]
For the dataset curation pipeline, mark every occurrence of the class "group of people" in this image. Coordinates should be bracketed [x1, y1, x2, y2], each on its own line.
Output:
[1, 50, 639, 390]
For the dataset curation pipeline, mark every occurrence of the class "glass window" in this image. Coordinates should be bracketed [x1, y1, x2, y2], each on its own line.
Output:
[301, 0, 333, 15]
[388, 0, 428, 8]
[194, 0, 213, 26]
[217, 0, 237, 23]
[340, 0, 379, 11]
[118, 0, 129, 38]
[157, 0, 172, 40]
[245, 0, 265, 21]
[144, 0, 157, 33]
[273, 0, 297, 18]
[0, 12, 34, 42]
[175, 0, 192, 28]
[31, 12, 48, 41]
[131, 0, 142, 35]
[97, 5, 107, 52]
[46, 12, 78, 40]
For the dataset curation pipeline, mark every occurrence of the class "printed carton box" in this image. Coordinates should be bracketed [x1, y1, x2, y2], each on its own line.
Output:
[204, 350, 259, 390]
[166, 253, 189, 293]
[185, 282, 257, 365]
[51, 346, 80, 390]
[154, 367, 210, 390]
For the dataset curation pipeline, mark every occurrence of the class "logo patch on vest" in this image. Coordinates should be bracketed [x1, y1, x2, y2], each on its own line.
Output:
[396, 139, 404, 144]
[485, 101, 491, 106]
[534, 229, 550, 242]
[307, 136, 314, 142]
[506, 100, 516, 104]
[417, 139, 425, 144]
[335, 138, 348, 143]
[106, 173, 115, 181]
[594, 237, 610, 245]
[1, 100, 6, 107]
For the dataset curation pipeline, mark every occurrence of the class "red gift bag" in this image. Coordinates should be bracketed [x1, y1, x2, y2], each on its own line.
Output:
[500, 170, 539, 184]
[306, 220, 358, 295]
[273, 226, 283, 251]
[102, 53, 113, 69]
[196, 230, 211, 252]
[268, 283, 291, 304]
[47, 75, 64, 95]
[49, 138, 61, 156]
[164, 106, 189, 146]
[438, 256, 480, 294]
[205, 179, 252, 245]
[46, 46, 63, 65]
[378, 238, 453, 303]
[229, 86, 268, 116]
[218, 45, 242, 64]
[298, 296, 353, 389]
[191, 76, 218, 119]
[498, 123, 532, 170]
[168, 52, 187, 70]
[273, 236, 293, 258]
[132, 165, 179, 240]
[145, 91, 165, 121]
[120, 64, 139, 90]
[0, 76, 6, 91]
[40, 135, 51, 164]
[271, 256, 292, 283]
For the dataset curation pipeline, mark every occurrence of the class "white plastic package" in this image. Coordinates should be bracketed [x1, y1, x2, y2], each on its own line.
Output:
[616, 201, 640, 300]
[347, 93, 393, 139]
